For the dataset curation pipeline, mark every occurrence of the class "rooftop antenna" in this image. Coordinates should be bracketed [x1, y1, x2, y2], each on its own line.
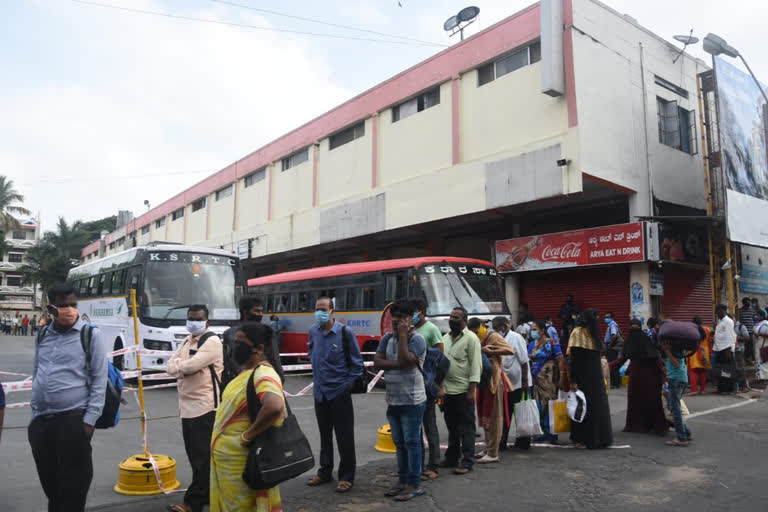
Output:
[672, 30, 699, 63]
[443, 6, 479, 42]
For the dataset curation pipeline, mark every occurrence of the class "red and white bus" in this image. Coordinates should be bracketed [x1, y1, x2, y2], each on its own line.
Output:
[247, 257, 508, 358]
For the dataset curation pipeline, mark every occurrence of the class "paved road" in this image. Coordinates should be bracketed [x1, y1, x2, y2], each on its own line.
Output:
[2, 333, 766, 511]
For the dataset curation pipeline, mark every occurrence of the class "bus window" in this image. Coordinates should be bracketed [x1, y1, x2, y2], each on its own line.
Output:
[332, 289, 345, 310]
[87, 276, 98, 296]
[345, 288, 361, 310]
[111, 269, 125, 294]
[384, 273, 407, 302]
[78, 279, 88, 297]
[298, 291, 310, 312]
[275, 294, 289, 313]
[97, 274, 108, 295]
[362, 286, 376, 310]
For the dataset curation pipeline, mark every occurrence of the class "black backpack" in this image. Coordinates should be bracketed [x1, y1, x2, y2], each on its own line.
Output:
[36, 324, 125, 429]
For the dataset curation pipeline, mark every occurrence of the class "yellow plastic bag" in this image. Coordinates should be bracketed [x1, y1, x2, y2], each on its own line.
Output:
[548, 392, 572, 434]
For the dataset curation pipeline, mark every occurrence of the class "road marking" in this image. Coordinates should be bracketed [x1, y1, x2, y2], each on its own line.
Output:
[687, 398, 758, 419]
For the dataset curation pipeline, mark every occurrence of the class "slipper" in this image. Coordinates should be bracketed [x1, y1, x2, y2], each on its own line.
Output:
[336, 480, 353, 493]
[306, 475, 331, 486]
[666, 440, 688, 447]
[420, 470, 439, 481]
[385, 485, 405, 497]
[394, 489, 425, 501]
[167, 505, 192, 512]
[453, 467, 472, 475]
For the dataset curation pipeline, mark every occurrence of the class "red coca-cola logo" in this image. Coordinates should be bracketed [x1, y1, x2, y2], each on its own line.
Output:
[541, 242, 583, 261]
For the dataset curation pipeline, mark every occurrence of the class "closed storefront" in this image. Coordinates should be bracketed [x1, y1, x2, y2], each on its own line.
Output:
[661, 266, 714, 325]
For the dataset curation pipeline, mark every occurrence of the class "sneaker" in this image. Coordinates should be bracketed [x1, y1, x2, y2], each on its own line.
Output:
[476, 455, 499, 464]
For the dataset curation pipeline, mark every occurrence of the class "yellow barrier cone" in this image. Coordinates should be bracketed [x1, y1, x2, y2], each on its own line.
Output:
[374, 424, 397, 453]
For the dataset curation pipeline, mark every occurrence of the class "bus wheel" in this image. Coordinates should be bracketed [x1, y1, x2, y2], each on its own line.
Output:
[112, 339, 125, 371]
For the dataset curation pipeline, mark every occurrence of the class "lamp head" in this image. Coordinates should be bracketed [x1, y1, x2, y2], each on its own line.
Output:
[703, 33, 739, 58]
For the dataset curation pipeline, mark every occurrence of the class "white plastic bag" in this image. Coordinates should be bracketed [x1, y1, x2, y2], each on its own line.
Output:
[566, 389, 587, 423]
[514, 392, 543, 437]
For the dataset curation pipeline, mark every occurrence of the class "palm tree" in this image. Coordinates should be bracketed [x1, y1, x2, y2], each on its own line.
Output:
[0, 234, 11, 260]
[45, 217, 87, 261]
[20, 242, 70, 308]
[0, 176, 31, 230]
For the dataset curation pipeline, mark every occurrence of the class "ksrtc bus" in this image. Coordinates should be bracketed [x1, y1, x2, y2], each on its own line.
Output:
[67, 244, 244, 370]
[247, 257, 507, 357]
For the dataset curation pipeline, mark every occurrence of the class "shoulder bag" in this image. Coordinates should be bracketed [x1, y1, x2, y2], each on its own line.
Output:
[342, 325, 370, 394]
[242, 367, 315, 490]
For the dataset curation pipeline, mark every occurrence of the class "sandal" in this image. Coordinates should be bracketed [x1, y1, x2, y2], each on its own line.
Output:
[394, 489, 425, 501]
[306, 475, 331, 486]
[421, 470, 439, 481]
[385, 484, 405, 497]
[453, 467, 471, 475]
[336, 480, 353, 493]
[666, 440, 688, 447]
[167, 506, 192, 512]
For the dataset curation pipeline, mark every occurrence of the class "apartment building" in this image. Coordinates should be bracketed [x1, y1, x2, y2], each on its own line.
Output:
[82, 0, 712, 326]
[0, 218, 42, 312]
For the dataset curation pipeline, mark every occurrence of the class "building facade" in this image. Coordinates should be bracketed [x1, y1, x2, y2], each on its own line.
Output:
[81, 0, 713, 328]
[1, 218, 42, 314]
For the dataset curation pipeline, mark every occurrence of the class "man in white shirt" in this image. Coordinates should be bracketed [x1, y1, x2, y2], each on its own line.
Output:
[493, 316, 532, 451]
[713, 304, 737, 393]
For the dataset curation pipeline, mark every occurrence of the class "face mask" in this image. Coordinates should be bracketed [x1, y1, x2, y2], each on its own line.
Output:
[531, 330, 541, 341]
[412, 312, 421, 325]
[186, 320, 207, 336]
[604, 318, 612, 324]
[249, 315, 263, 323]
[234, 342, 254, 365]
[52, 306, 79, 325]
[315, 310, 330, 325]
[448, 320, 462, 334]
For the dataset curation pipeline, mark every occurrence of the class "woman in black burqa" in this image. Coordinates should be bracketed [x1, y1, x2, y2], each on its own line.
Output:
[566, 308, 613, 449]
[609, 318, 669, 435]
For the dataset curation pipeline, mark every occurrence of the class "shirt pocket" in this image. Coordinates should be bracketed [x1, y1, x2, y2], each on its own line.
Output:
[326, 343, 345, 364]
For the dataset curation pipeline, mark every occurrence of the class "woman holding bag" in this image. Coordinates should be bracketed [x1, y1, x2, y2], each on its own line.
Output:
[527, 321, 564, 444]
[210, 323, 285, 512]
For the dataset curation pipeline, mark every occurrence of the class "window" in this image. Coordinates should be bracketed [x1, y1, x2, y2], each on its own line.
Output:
[478, 41, 541, 86]
[329, 122, 365, 150]
[215, 185, 233, 201]
[244, 168, 266, 188]
[281, 149, 309, 171]
[110, 269, 125, 294]
[117, 237, 125, 246]
[12, 231, 25, 240]
[6, 276, 22, 286]
[392, 87, 440, 122]
[654, 75, 689, 99]
[140, 225, 150, 235]
[78, 279, 88, 297]
[87, 276, 98, 296]
[191, 197, 207, 212]
[97, 273, 108, 295]
[657, 97, 697, 155]
[172, 208, 184, 221]
[109, 242, 115, 250]
[8, 253, 23, 263]
[155, 217, 166, 228]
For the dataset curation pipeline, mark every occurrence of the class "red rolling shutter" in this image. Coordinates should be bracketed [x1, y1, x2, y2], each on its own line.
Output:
[661, 267, 714, 325]
[520, 265, 631, 336]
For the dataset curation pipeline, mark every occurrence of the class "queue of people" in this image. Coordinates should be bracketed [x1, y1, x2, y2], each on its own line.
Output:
[1, 313, 36, 335]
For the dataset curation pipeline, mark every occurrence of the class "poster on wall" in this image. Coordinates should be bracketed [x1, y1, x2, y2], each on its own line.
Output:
[740, 244, 768, 295]
[495, 223, 645, 272]
[714, 56, 768, 248]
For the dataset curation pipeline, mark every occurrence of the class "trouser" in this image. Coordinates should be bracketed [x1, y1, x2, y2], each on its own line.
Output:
[28, 410, 93, 512]
[667, 379, 692, 442]
[688, 368, 707, 393]
[387, 403, 426, 488]
[501, 388, 531, 450]
[745, 334, 755, 363]
[607, 349, 621, 388]
[483, 389, 505, 458]
[422, 399, 440, 471]
[442, 393, 476, 469]
[181, 411, 216, 512]
[22, 325, 28, 335]
[314, 391, 356, 482]
[714, 348, 734, 393]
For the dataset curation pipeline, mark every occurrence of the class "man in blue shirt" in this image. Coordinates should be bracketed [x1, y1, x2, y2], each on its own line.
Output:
[604, 312, 622, 389]
[662, 341, 692, 446]
[545, 316, 560, 343]
[306, 296, 363, 493]
[28, 283, 108, 512]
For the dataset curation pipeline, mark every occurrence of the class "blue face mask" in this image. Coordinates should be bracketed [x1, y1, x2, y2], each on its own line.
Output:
[604, 318, 612, 324]
[530, 330, 541, 341]
[315, 310, 331, 325]
[412, 312, 420, 325]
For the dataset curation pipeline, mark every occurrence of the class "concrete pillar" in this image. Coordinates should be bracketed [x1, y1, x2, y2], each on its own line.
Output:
[629, 263, 651, 327]
[504, 274, 520, 328]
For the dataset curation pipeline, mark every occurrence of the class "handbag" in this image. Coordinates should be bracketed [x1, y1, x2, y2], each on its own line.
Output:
[242, 368, 315, 490]
[342, 326, 370, 394]
[514, 391, 543, 437]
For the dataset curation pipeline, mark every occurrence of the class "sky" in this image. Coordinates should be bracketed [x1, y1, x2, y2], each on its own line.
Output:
[2, 0, 767, 234]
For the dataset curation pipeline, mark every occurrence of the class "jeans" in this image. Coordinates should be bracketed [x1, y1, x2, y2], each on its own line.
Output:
[314, 391, 356, 482]
[443, 393, 476, 469]
[422, 399, 440, 471]
[387, 403, 426, 488]
[667, 379, 692, 442]
[181, 411, 216, 512]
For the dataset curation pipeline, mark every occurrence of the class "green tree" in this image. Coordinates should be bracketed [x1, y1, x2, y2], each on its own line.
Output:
[44, 217, 88, 261]
[20, 243, 70, 308]
[0, 176, 31, 230]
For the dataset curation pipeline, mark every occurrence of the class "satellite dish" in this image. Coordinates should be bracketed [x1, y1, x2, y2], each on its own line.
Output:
[674, 35, 699, 45]
[457, 6, 480, 23]
[443, 15, 459, 32]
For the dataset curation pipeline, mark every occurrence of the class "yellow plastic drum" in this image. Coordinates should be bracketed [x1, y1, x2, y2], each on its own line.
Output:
[114, 453, 181, 495]
[374, 424, 397, 453]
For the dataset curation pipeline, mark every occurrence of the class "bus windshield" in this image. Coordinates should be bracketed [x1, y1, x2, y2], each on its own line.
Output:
[141, 252, 240, 322]
[417, 263, 504, 316]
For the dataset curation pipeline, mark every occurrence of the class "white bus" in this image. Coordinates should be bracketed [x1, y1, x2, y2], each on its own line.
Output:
[67, 243, 244, 371]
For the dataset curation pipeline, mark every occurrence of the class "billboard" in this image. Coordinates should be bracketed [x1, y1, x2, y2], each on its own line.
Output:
[714, 56, 768, 247]
[496, 223, 645, 272]
[740, 244, 768, 295]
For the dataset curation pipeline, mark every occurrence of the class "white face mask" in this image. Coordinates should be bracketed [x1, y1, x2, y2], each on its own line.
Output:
[186, 320, 207, 336]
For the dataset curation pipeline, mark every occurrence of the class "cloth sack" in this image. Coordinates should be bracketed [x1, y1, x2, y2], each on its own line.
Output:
[514, 392, 543, 437]
[548, 391, 571, 434]
[566, 390, 587, 423]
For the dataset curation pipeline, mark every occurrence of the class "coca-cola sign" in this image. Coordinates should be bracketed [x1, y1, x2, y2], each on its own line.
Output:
[495, 223, 645, 273]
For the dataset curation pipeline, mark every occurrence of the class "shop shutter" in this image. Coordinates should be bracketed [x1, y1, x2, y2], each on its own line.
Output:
[662, 267, 714, 326]
[520, 265, 631, 337]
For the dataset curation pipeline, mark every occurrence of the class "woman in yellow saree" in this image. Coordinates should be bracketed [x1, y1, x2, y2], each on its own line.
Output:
[210, 323, 285, 512]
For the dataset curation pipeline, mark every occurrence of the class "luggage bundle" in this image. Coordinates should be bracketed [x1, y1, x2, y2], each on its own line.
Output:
[657, 321, 702, 354]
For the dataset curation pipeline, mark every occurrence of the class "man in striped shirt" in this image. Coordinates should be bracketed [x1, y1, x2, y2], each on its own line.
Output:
[739, 298, 756, 364]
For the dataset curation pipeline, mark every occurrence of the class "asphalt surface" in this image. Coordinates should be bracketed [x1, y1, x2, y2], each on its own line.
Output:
[1, 333, 766, 512]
